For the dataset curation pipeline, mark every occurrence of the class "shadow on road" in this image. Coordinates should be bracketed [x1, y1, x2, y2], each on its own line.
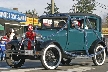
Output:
[0, 59, 103, 70]
[0, 60, 62, 71]
[60, 62, 90, 67]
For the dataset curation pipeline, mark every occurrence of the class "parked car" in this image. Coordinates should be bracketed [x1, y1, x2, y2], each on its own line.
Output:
[5, 13, 107, 70]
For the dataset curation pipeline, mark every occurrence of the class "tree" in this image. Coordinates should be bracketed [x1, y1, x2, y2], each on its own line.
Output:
[70, 0, 96, 13]
[25, 9, 38, 16]
[102, 14, 108, 28]
[44, 3, 59, 14]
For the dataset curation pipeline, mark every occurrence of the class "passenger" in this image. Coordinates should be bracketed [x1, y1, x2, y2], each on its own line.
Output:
[0, 37, 7, 61]
[71, 20, 81, 28]
[85, 25, 88, 29]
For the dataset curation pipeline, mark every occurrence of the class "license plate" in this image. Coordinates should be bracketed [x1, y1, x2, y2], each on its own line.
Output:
[25, 50, 33, 55]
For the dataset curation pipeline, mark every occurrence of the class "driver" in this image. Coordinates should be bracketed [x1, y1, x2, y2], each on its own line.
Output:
[25, 24, 36, 50]
[58, 21, 66, 27]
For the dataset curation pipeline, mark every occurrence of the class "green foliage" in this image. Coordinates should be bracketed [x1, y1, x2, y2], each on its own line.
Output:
[105, 14, 108, 24]
[70, 0, 96, 13]
[44, 3, 59, 14]
[25, 9, 38, 16]
[102, 14, 108, 28]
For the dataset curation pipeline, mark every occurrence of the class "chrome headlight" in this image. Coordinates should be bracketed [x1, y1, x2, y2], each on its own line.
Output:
[37, 33, 42, 37]
[36, 33, 42, 41]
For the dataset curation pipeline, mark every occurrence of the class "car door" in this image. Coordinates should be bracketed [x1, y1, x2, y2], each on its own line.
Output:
[66, 20, 85, 51]
[84, 17, 101, 50]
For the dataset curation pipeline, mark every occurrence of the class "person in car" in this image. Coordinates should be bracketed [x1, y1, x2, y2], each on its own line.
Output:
[58, 21, 66, 28]
[71, 20, 81, 28]
[71, 20, 81, 29]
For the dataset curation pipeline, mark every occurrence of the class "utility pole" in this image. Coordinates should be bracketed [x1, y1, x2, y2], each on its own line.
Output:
[51, 0, 54, 14]
[74, 5, 77, 13]
[74, 4, 78, 13]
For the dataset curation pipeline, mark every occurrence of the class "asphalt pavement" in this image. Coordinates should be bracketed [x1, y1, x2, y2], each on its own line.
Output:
[0, 57, 108, 72]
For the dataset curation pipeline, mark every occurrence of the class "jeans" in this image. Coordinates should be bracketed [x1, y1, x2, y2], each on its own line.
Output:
[0, 50, 5, 60]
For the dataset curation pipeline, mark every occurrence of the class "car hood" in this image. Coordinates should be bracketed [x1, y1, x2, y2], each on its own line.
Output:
[37, 29, 57, 37]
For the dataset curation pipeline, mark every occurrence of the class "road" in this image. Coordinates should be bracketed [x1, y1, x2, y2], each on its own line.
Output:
[1, 57, 108, 72]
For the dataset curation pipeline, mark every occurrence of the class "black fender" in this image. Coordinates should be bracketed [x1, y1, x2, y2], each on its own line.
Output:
[40, 40, 63, 53]
[89, 39, 107, 54]
[7, 40, 20, 50]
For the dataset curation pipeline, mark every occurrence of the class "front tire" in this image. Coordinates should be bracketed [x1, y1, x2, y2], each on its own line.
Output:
[92, 44, 106, 66]
[41, 44, 62, 70]
[5, 46, 25, 68]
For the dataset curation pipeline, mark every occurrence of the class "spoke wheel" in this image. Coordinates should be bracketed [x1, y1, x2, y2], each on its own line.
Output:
[41, 44, 62, 70]
[6, 46, 25, 68]
[92, 44, 106, 66]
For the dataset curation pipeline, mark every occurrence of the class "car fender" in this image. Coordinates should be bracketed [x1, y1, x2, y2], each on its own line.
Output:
[89, 39, 107, 54]
[40, 40, 58, 48]
[7, 40, 20, 50]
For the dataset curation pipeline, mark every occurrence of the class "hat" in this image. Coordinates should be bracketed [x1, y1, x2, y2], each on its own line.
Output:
[1, 36, 7, 41]
[72, 20, 81, 27]
[28, 24, 33, 31]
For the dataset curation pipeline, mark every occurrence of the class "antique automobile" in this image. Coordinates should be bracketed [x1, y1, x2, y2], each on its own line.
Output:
[5, 13, 107, 70]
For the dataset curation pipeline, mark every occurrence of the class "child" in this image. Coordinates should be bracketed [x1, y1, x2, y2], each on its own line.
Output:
[0, 36, 7, 61]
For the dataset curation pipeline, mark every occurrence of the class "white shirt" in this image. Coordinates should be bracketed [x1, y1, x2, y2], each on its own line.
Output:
[85, 25, 88, 29]
[9, 33, 15, 41]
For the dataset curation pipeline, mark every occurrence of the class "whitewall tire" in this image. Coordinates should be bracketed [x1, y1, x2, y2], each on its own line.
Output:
[41, 44, 62, 70]
[92, 44, 106, 66]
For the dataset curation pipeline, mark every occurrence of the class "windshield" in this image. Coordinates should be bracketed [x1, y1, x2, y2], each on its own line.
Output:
[40, 18, 67, 29]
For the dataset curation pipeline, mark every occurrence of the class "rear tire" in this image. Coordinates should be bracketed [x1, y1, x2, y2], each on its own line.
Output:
[92, 44, 106, 66]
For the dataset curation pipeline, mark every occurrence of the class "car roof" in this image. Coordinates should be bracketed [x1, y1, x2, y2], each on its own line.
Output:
[61, 13, 101, 18]
[40, 13, 101, 19]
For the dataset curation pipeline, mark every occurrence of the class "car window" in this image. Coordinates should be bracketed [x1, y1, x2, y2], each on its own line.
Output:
[40, 18, 68, 29]
[54, 20, 67, 28]
[70, 19, 84, 29]
[85, 18, 97, 30]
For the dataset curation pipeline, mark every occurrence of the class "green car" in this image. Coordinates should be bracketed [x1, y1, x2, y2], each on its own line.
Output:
[5, 13, 107, 70]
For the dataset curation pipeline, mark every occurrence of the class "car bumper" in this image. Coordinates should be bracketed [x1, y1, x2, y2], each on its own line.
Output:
[5, 50, 42, 55]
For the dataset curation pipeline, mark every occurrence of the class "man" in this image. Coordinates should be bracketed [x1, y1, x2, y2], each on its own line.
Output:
[58, 21, 66, 28]
[25, 24, 36, 50]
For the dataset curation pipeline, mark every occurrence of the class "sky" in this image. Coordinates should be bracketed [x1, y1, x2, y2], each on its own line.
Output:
[0, 0, 108, 18]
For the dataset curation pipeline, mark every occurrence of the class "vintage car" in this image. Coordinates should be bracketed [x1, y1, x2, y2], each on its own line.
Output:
[5, 13, 107, 70]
